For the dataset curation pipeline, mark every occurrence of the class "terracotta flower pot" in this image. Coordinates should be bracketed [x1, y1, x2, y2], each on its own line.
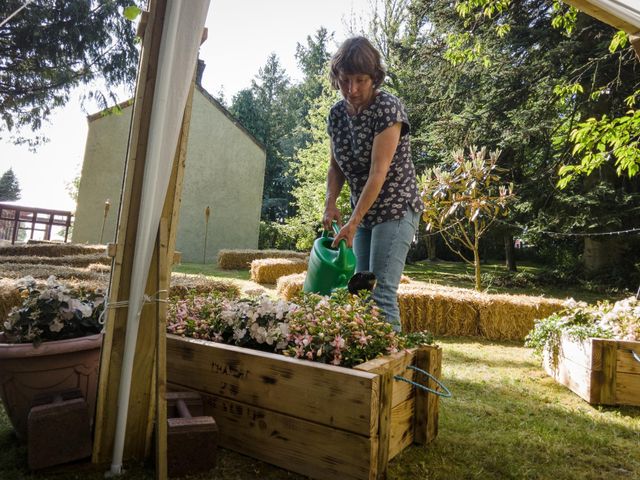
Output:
[0, 332, 103, 440]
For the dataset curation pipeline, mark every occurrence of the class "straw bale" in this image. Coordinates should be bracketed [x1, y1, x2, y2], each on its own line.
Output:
[88, 263, 112, 273]
[0, 263, 108, 282]
[398, 283, 481, 336]
[477, 293, 566, 341]
[276, 272, 306, 301]
[217, 249, 307, 270]
[400, 274, 411, 284]
[169, 273, 240, 299]
[250, 258, 308, 284]
[0, 253, 110, 267]
[0, 243, 105, 257]
[0, 279, 23, 322]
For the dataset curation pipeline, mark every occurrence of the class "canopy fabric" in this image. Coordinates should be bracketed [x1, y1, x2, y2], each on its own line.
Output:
[110, 0, 210, 474]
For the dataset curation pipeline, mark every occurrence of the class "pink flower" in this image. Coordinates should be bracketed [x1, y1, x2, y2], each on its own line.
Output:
[331, 335, 345, 350]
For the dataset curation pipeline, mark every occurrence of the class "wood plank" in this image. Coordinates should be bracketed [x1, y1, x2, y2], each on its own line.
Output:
[388, 400, 414, 460]
[413, 345, 441, 445]
[543, 350, 598, 403]
[557, 335, 600, 370]
[187, 389, 376, 480]
[616, 340, 640, 374]
[563, 0, 640, 35]
[155, 220, 169, 480]
[167, 335, 379, 436]
[92, 0, 168, 464]
[375, 369, 393, 480]
[616, 372, 640, 406]
[427, 347, 442, 443]
[599, 340, 617, 404]
[356, 348, 416, 407]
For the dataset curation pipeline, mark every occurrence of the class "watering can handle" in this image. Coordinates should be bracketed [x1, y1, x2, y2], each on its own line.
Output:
[330, 222, 351, 269]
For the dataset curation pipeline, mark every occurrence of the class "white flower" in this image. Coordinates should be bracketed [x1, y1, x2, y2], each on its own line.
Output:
[233, 328, 247, 341]
[49, 318, 65, 333]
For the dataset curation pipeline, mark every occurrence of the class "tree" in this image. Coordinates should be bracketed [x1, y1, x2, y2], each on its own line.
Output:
[0, 0, 141, 145]
[0, 168, 21, 201]
[287, 75, 349, 250]
[394, 0, 639, 277]
[230, 54, 297, 221]
[420, 147, 514, 290]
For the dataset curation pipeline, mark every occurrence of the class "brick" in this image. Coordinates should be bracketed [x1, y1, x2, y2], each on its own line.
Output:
[27, 396, 92, 470]
[166, 392, 218, 478]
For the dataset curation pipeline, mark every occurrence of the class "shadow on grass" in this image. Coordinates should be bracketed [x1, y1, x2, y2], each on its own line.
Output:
[391, 344, 640, 480]
[2, 335, 639, 480]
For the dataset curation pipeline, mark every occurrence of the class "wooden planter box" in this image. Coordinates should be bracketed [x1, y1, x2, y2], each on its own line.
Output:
[543, 335, 640, 406]
[167, 335, 442, 480]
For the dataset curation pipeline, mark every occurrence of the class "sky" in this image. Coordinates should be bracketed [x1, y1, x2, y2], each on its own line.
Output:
[0, 0, 370, 214]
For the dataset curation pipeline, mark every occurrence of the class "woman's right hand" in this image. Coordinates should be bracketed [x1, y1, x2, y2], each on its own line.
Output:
[322, 204, 342, 231]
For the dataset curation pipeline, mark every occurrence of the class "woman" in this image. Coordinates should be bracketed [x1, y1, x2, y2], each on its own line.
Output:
[323, 36, 422, 331]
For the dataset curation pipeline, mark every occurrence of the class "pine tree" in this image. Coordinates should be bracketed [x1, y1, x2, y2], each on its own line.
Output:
[1, 0, 141, 144]
[0, 168, 22, 201]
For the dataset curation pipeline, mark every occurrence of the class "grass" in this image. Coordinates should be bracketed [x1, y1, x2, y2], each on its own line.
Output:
[1, 338, 638, 479]
[404, 259, 626, 303]
[1, 263, 638, 479]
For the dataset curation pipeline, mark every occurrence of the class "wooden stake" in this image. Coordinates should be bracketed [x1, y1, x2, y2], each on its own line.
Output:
[92, 0, 198, 467]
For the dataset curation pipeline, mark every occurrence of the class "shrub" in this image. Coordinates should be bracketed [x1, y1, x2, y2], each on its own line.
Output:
[525, 296, 640, 357]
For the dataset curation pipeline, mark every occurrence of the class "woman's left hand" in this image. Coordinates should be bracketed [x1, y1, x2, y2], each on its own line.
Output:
[331, 220, 358, 248]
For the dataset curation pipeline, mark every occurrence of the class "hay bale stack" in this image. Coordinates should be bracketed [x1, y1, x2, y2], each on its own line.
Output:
[0, 243, 105, 257]
[250, 258, 308, 284]
[0, 253, 110, 267]
[169, 273, 240, 299]
[276, 272, 306, 301]
[398, 283, 481, 336]
[88, 263, 111, 273]
[0, 264, 108, 282]
[217, 249, 307, 270]
[477, 294, 565, 341]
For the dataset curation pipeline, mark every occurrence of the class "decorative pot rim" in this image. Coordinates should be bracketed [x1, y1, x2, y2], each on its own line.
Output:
[0, 332, 104, 359]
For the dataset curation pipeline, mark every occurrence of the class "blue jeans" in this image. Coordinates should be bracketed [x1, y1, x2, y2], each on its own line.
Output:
[353, 207, 420, 330]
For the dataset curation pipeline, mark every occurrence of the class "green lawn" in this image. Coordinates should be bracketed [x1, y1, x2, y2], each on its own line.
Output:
[1, 338, 638, 479]
[1, 263, 637, 479]
[404, 259, 625, 303]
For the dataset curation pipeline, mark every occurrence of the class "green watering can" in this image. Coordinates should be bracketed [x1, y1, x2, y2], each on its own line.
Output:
[303, 222, 356, 295]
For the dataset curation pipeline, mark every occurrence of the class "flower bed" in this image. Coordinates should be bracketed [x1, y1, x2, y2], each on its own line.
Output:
[526, 297, 640, 406]
[166, 289, 442, 479]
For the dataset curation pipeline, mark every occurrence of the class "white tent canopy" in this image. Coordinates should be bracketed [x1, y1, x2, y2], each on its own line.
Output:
[109, 0, 210, 475]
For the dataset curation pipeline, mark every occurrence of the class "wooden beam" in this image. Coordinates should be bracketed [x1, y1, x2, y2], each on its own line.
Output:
[631, 34, 640, 60]
[563, 0, 640, 35]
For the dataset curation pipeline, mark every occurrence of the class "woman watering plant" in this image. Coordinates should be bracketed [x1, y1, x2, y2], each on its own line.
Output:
[323, 36, 422, 331]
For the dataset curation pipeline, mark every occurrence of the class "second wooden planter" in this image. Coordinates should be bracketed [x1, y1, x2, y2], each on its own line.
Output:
[167, 335, 442, 480]
[543, 335, 640, 406]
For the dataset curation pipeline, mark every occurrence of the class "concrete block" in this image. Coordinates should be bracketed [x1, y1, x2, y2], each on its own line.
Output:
[27, 392, 92, 470]
[166, 391, 218, 478]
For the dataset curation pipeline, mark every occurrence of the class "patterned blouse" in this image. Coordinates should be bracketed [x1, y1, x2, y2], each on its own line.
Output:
[328, 90, 422, 228]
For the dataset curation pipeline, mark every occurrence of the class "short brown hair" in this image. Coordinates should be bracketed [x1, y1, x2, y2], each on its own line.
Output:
[329, 36, 386, 90]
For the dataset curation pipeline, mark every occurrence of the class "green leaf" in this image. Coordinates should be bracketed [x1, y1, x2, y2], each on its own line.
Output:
[123, 5, 142, 21]
[608, 30, 628, 53]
